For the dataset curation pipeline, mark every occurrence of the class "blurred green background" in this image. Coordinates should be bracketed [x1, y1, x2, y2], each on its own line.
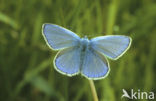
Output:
[0, 0, 156, 101]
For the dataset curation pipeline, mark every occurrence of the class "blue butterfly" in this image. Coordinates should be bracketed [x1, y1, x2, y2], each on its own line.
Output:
[42, 24, 132, 80]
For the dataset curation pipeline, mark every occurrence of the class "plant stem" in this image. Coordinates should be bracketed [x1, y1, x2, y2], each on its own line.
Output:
[89, 80, 98, 101]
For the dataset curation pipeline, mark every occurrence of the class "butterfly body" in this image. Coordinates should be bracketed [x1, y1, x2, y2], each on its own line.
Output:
[42, 24, 132, 80]
[79, 37, 90, 71]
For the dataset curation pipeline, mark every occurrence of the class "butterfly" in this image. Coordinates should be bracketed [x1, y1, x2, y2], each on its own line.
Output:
[42, 24, 132, 80]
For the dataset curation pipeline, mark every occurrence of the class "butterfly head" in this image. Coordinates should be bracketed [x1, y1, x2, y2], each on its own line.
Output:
[84, 35, 88, 39]
[80, 36, 90, 50]
[81, 36, 89, 43]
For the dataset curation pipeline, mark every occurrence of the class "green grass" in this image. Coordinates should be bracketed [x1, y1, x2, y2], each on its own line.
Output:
[0, 0, 156, 101]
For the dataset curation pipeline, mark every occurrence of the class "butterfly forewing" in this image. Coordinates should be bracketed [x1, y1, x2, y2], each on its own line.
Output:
[90, 35, 131, 60]
[42, 24, 80, 50]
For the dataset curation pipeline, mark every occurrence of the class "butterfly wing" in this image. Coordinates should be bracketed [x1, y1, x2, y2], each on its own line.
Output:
[81, 48, 110, 80]
[90, 35, 132, 60]
[54, 47, 81, 76]
[42, 24, 80, 50]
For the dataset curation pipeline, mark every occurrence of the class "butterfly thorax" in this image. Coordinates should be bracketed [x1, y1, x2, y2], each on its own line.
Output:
[80, 37, 90, 52]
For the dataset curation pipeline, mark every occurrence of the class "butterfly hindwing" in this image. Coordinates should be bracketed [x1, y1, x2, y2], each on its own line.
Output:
[54, 47, 81, 76]
[42, 24, 80, 50]
[90, 35, 131, 60]
[81, 48, 110, 80]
